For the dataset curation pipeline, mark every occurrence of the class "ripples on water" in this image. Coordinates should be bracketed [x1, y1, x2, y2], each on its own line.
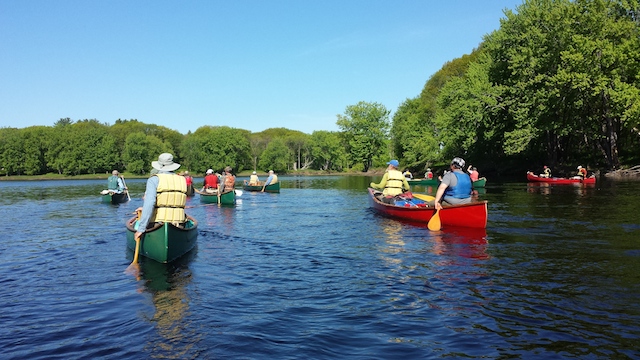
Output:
[0, 177, 639, 359]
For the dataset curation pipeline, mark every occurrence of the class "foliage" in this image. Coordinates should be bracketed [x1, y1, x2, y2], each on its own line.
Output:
[259, 137, 291, 172]
[122, 132, 171, 175]
[336, 101, 390, 172]
[179, 126, 251, 174]
[481, 0, 640, 169]
[309, 131, 347, 171]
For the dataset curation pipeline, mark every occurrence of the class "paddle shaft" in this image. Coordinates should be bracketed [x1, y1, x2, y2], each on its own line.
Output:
[121, 176, 131, 201]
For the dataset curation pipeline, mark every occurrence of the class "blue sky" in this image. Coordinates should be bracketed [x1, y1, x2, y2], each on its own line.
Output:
[0, 0, 523, 135]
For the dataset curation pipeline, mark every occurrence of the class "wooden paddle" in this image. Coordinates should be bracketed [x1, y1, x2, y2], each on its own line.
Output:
[125, 209, 143, 275]
[428, 208, 442, 231]
[121, 176, 131, 201]
[412, 194, 436, 202]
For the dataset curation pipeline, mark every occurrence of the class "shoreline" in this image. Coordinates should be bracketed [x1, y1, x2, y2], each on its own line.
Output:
[0, 169, 387, 181]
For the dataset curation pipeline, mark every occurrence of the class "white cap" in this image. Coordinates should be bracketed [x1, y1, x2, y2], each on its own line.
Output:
[206, 169, 214, 174]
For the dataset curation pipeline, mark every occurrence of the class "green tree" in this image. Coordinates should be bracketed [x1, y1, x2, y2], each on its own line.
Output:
[391, 97, 439, 170]
[122, 132, 171, 174]
[179, 126, 251, 173]
[336, 101, 390, 172]
[259, 137, 290, 172]
[21, 126, 51, 175]
[0, 128, 25, 175]
[482, 0, 640, 169]
[309, 130, 346, 171]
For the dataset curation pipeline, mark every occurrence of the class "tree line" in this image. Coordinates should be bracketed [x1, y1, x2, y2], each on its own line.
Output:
[2, 0, 639, 177]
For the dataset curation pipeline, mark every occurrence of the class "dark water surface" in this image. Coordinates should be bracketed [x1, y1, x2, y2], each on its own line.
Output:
[1, 176, 639, 359]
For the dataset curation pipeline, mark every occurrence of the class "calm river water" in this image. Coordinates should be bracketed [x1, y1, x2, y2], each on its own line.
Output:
[0, 175, 639, 359]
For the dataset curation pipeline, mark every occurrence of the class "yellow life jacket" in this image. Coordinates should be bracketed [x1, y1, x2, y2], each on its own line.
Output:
[249, 174, 259, 185]
[384, 169, 405, 196]
[151, 173, 187, 223]
[269, 174, 278, 184]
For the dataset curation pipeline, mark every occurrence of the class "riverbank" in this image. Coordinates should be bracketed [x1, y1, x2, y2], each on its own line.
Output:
[0, 169, 387, 181]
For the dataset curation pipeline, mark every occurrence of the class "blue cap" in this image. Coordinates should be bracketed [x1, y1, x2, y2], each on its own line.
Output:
[387, 159, 399, 167]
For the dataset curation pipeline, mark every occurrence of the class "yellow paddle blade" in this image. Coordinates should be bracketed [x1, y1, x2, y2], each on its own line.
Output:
[428, 209, 441, 231]
[413, 194, 435, 201]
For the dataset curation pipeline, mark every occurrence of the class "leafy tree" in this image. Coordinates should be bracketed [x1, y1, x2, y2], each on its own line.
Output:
[336, 101, 390, 172]
[435, 57, 505, 161]
[21, 126, 51, 175]
[0, 128, 25, 175]
[285, 132, 312, 170]
[248, 134, 269, 171]
[179, 126, 251, 174]
[259, 137, 291, 172]
[123, 132, 171, 174]
[482, 0, 640, 169]
[391, 97, 439, 170]
[309, 130, 346, 171]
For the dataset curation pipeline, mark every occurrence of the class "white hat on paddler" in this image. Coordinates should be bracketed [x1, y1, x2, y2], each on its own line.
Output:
[152, 153, 181, 172]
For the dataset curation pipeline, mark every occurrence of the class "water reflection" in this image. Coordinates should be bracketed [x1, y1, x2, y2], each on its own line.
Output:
[139, 250, 199, 359]
[431, 227, 489, 260]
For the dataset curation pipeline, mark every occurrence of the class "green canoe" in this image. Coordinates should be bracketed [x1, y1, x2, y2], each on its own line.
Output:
[125, 214, 198, 263]
[408, 178, 439, 186]
[242, 181, 280, 193]
[196, 189, 236, 205]
[472, 177, 487, 188]
[101, 191, 129, 204]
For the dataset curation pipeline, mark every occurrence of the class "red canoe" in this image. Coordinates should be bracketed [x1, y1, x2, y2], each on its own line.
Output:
[526, 172, 596, 184]
[367, 188, 488, 229]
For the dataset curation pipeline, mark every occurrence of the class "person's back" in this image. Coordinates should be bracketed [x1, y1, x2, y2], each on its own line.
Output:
[248, 172, 259, 185]
[264, 171, 278, 185]
[384, 169, 406, 196]
[108, 170, 124, 193]
[221, 166, 235, 192]
[425, 169, 433, 179]
[203, 170, 219, 191]
[442, 170, 472, 204]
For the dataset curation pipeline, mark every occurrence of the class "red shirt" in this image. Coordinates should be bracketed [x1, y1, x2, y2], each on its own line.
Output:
[204, 174, 219, 189]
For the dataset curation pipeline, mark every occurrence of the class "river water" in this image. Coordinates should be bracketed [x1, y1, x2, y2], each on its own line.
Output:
[0, 176, 638, 359]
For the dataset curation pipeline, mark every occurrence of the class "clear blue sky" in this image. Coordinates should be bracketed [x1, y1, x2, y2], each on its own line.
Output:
[0, 0, 523, 135]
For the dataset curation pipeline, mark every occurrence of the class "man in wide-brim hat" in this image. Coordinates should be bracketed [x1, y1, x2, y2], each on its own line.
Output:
[135, 153, 187, 241]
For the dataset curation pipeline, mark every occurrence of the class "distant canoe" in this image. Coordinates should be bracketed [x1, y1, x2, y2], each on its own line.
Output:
[125, 214, 198, 263]
[368, 188, 488, 229]
[101, 191, 128, 204]
[526, 172, 596, 184]
[195, 189, 236, 205]
[407, 178, 439, 186]
[472, 177, 487, 188]
[243, 182, 280, 193]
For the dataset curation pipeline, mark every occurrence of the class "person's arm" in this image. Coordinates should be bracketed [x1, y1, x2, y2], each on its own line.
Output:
[264, 175, 273, 186]
[370, 173, 389, 189]
[135, 176, 159, 239]
[433, 182, 448, 210]
[118, 178, 126, 192]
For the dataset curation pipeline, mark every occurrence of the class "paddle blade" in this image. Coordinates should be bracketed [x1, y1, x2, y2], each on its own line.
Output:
[125, 237, 141, 277]
[235, 189, 243, 197]
[428, 209, 441, 231]
[413, 194, 435, 202]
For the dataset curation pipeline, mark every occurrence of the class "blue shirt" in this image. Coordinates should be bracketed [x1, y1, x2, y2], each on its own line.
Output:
[264, 175, 274, 186]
